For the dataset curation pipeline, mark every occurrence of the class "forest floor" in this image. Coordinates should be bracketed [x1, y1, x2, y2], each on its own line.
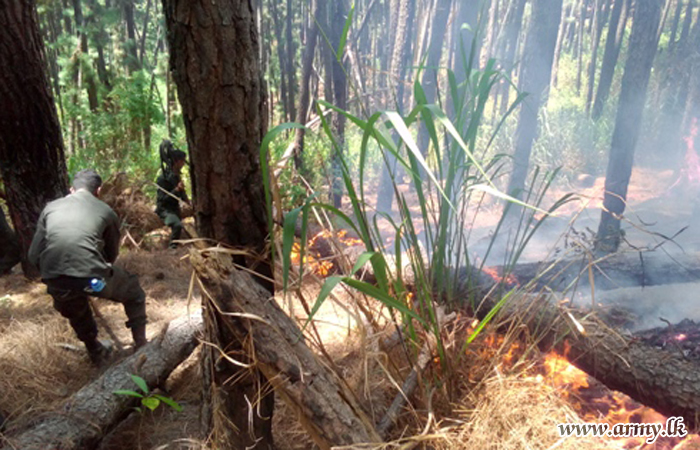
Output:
[2, 166, 700, 449]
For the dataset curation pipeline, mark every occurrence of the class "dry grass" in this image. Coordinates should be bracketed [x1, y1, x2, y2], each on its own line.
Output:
[0, 248, 643, 450]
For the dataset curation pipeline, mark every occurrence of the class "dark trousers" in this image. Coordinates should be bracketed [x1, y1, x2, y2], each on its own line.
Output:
[46, 266, 147, 344]
[159, 211, 183, 248]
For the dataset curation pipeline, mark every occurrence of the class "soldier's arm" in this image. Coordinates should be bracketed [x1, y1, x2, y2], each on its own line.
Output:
[103, 211, 121, 264]
[28, 209, 46, 269]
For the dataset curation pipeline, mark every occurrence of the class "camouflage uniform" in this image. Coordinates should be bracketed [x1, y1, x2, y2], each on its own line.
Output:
[155, 170, 187, 248]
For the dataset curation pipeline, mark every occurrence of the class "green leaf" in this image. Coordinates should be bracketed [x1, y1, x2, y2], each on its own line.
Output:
[113, 390, 144, 398]
[282, 206, 302, 292]
[337, 4, 355, 62]
[130, 374, 149, 394]
[154, 394, 183, 412]
[141, 396, 161, 411]
[341, 278, 426, 327]
[351, 252, 375, 275]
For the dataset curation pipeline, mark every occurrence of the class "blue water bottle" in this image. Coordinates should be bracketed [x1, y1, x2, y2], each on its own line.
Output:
[90, 278, 106, 293]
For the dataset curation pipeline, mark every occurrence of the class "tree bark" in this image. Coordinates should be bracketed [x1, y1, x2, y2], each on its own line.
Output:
[468, 279, 700, 431]
[591, 0, 630, 120]
[505, 0, 563, 202]
[585, 0, 604, 114]
[270, 0, 291, 122]
[494, 250, 700, 292]
[417, 0, 453, 163]
[191, 254, 382, 449]
[161, 1, 275, 448]
[670, 0, 684, 44]
[291, 0, 320, 171]
[72, 0, 99, 111]
[678, 0, 694, 44]
[329, 0, 349, 209]
[0, 207, 20, 275]
[0, 0, 70, 277]
[377, 0, 416, 215]
[596, 0, 663, 253]
[0, 313, 202, 450]
[496, 0, 527, 116]
[122, 0, 139, 73]
[285, 0, 297, 121]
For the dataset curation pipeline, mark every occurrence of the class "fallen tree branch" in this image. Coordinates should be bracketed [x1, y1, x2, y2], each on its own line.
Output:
[191, 250, 381, 450]
[0, 313, 203, 450]
[463, 268, 700, 431]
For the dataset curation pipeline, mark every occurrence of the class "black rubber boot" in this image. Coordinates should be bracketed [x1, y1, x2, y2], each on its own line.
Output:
[131, 325, 147, 349]
[85, 339, 112, 366]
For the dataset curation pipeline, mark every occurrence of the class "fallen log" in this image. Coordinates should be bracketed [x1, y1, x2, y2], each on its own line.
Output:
[463, 269, 700, 431]
[0, 313, 203, 450]
[191, 250, 381, 450]
[502, 250, 700, 292]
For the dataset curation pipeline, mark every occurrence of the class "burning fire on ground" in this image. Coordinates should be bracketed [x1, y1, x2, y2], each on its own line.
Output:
[290, 229, 364, 276]
[472, 330, 699, 449]
[482, 266, 520, 287]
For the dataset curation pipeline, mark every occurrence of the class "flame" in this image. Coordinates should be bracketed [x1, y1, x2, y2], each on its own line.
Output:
[482, 266, 519, 286]
[289, 229, 364, 277]
[532, 347, 698, 448]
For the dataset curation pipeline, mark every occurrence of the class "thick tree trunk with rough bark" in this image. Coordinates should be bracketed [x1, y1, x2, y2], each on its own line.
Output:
[505, 0, 562, 201]
[191, 253, 382, 449]
[162, 1, 275, 448]
[596, 0, 663, 253]
[0, 0, 69, 277]
[0, 314, 202, 450]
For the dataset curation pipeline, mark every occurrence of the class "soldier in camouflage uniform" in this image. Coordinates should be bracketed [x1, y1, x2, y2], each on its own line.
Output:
[28, 170, 147, 365]
[155, 149, 188, 249]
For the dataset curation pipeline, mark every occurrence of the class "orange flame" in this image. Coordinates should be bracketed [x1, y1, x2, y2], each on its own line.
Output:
[289, 229, 364, 277]
[482, 266, 519, 286]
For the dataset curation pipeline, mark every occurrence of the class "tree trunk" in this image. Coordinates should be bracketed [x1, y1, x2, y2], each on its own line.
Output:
[72, 0, 99, 111]
[592, 0, 630, 120]
[496, 250, 700, 292]
[292, 0, 320, 171]
[138, 0, 152, 64]
[505, 0, 563, 202]
[161, 1, 275, 448]
[285, 0, 297, 121]
[575, 0, 586, 94]
[596, 0, 663, 253]
[551, 4, 572, 87]
[270, 0, 291, 121]
[377, 0, 416, 215]
[0, 207, 20, 275]
[585, 0, 604, 113]
[678, 0, 694, 44]
[0, 0, 70, 277]
[467, 278, 700, 432]
[670, 0, 684, 44]
[449, 0, 480, 121]
[329, 0, 349, 209]
[0, 314, 202, 450]
[497, 0, 527, 116]
[122, 0, 139, 73]
[683, 18, 700, 139]
[417, 0, 453, 164]
[190, 256, 382, 449]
